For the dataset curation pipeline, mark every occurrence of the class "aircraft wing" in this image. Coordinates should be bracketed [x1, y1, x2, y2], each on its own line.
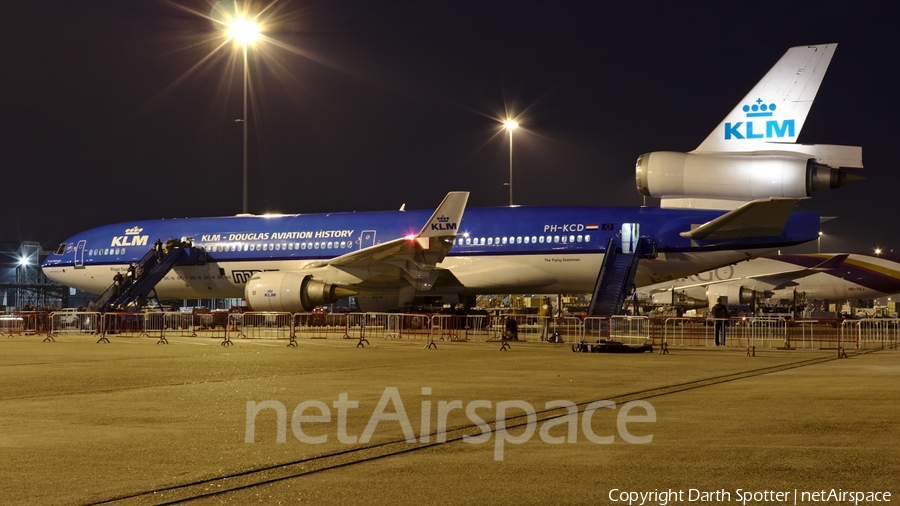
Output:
[741, 254, 848, 291]
[650, 254, 848, 293]
[680, 197, 798, 240]
[310, 191, 469, 289]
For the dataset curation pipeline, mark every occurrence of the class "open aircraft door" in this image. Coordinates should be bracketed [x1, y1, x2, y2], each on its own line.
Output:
[621, 223, 639, 254]
[74, 240, 86, 269]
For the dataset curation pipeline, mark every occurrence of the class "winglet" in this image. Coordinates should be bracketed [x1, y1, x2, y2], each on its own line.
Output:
[680, 198, 798, 240]
[417, 192, 469, 238]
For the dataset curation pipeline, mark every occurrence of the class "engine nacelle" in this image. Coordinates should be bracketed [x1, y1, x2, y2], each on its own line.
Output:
[648, 286, 707, 310]
[706, 284, 756, 308]
[635, 151, 858, 202]
[244, 270, 358, 313]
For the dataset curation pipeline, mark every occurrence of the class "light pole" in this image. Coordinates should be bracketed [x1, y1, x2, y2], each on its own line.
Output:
[504, 119, 518, 206]
[226, 16, 260, 214]
[817, 231, 822, 253]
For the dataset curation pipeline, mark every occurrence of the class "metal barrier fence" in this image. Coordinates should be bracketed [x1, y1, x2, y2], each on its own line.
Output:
[738, 318, 788, 350]
[238, 312, 293, 340]
[3, 311, 50, 336]
[102, 312, 145, 338]
[2, 314, 25, 337]
[293, 313, 348, 339]
[550, 317, 584, 343]
[49, 311, 101, 338]
[841, 319, 900, 351]
[610, 315, 650, 344]
[583, 316, 611, 344]
[343, 313, 392, 341]
[31, 309, 900, 353]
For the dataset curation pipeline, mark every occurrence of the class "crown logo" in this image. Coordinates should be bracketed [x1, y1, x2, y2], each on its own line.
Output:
[125, 226, 144, 235]
[742, 98, 776, 118]
[437, 215, 450, 223]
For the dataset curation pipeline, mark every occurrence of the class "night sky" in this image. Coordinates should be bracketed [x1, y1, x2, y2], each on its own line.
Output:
[4, 1, 896, 254]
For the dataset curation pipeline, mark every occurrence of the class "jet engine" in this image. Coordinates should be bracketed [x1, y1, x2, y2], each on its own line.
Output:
[635, 151, 863, 203]
[244, 269, 358, 313]
[706, 284, 758, 308]
[648, 287, 707, 310]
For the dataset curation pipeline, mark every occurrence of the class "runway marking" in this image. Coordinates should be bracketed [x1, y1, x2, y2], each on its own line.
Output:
[89, 349, 878, 505]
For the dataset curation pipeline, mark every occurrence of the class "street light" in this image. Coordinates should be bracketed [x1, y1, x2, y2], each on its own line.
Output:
[817, 231, 823, 253]
[504, 119, 518, 206]
[225, 15, 261, 214]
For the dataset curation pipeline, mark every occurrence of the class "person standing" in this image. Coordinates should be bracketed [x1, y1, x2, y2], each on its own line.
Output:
[711, 297, 729, 346]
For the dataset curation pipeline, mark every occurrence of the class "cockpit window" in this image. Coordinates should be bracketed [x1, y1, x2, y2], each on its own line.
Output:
[55, 244, 67, 255]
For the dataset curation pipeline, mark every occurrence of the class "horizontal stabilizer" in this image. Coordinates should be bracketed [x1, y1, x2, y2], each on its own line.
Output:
[680, 198, 798, 240]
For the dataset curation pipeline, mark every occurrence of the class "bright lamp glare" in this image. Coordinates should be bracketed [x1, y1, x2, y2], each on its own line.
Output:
[504, 120, 519, 131]
[18, 257, 29, 267]
[227, 18, 261, 44]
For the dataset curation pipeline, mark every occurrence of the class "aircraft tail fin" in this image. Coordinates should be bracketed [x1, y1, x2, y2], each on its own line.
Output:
[694, 44, 837, 153]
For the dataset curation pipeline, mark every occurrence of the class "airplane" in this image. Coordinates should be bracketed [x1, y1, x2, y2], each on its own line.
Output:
[639, 252, 900, 311]
[41, 43, 863, 313]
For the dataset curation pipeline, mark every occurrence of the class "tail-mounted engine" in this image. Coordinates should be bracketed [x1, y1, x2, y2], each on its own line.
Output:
[635, 150, 863, 204]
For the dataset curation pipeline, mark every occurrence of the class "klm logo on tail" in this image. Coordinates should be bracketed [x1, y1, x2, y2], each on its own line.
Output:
[430, 215, 457, 231]
[724, 98, 795, 140]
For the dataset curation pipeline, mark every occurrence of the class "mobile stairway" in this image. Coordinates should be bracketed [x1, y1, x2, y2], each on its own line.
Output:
[587, 237, 656, 316]
[95, 246, 206, 311]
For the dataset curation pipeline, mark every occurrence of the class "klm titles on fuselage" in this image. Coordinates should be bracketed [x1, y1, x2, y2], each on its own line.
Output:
[111, 226, 149, 247]
[111, 235, 149, 247]
[199, 230, 355, 242]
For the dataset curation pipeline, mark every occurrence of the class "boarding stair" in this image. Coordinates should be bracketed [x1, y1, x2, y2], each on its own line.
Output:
[587, 237, 656, 316]
[95, 246, 206, 312]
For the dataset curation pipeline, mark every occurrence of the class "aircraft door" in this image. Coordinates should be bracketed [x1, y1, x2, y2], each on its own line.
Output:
[359, 230, 376, 250]
[621, 223, 639, 254]
[74, 240, 86, 269]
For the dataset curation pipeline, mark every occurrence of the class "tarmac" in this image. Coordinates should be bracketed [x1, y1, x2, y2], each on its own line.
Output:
[1, 333, 898, 505]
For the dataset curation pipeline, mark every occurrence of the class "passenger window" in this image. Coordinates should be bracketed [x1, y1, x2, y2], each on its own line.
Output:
[585, 234, 591, 242]
[569, 235, 575, 243]
[532, 236, 537, 244]
[488, 237, 493, 245]
[502, 237, 508, 245]
[516, 237, 522, 244]
[554, 236, 560, 243]
[524, 236, 530, 244]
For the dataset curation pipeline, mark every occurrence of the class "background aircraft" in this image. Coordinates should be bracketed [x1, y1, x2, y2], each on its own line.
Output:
[639, 252, 900, 311]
